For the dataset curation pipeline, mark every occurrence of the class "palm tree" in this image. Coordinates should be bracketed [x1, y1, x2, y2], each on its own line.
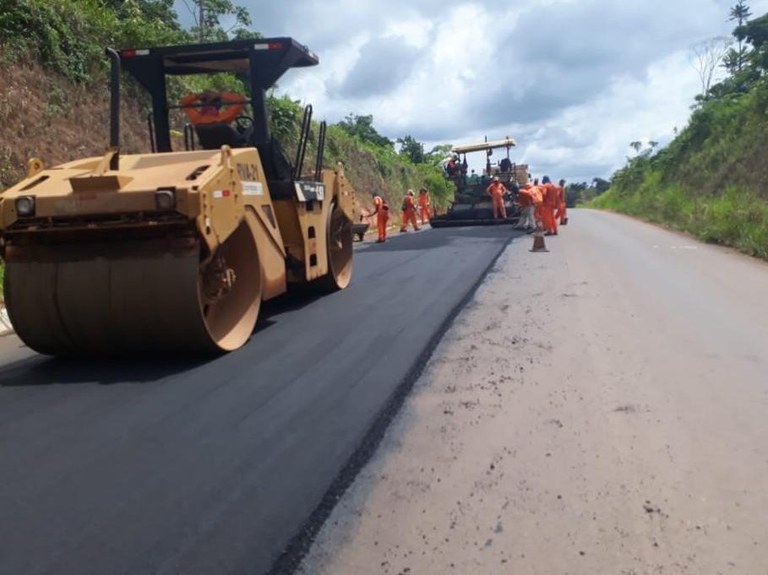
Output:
[629, 141, 642, 153]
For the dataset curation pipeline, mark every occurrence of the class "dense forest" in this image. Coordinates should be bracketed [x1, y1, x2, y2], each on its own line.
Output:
[0, 0, 454, 212]
[594, 0, 768, 259]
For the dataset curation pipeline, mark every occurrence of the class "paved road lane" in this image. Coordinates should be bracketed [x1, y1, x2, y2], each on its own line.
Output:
[0, 225, 519, 575]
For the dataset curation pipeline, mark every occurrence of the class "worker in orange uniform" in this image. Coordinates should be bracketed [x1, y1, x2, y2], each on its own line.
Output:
[417, 187, 431, 224]
[540, 175, 559, 235]
[485, 176, 508, 219]
[400, 190, 421, 232]
[516, 183, 536, 231]
[368, 192, 390, 243]
[557, 178, 568, 225]
[179, 90, 246, 125]
[530, 181, 544, 232]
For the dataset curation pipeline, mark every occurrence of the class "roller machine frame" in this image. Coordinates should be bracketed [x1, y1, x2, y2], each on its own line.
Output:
[0, 38, 357, 355]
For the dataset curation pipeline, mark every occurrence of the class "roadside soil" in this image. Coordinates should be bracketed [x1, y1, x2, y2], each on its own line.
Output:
[298, 210, 768, 575]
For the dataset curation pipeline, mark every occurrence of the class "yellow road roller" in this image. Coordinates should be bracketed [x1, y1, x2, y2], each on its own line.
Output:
[0, 38, 357, 355]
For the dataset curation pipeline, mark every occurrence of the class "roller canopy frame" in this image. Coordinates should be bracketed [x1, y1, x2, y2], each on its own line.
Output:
[109, 37, 319, 152]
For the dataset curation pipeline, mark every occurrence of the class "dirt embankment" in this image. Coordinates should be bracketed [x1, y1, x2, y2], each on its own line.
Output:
[0, 56, 151, 190]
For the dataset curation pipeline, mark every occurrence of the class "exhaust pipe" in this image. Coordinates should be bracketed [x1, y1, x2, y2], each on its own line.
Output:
[105, 47, 121, 170]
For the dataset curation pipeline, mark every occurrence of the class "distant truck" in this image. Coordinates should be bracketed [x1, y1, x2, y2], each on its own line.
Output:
[431, 138, 524, 227]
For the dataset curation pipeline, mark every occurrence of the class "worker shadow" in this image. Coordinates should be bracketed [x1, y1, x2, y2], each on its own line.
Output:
[361, 225, 525, 252]
[0, 353, 212, 387]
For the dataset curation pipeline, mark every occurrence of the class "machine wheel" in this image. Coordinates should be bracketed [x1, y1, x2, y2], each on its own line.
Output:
[4, 212, 262, 356]
[199, 210, 263, 352]
[314, 201, 353, 292]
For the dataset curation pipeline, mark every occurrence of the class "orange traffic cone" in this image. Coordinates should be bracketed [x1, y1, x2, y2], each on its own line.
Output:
[530, 225, 549, 253]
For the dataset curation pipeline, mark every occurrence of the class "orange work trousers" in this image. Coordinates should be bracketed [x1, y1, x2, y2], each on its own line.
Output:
[542, 205, 558, 234]
[419, 202, 430, 223]
[401, 208, 419, 231]
[377, 211, 389, 241]
[491, 194, 507, 219]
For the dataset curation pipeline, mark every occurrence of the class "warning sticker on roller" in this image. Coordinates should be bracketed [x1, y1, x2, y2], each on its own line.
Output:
[242, 181, 264, 196]
[213, 189, 231, 199]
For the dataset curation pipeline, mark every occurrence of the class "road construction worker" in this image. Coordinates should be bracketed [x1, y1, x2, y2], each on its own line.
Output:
[179, 90, 246, 125]
[540, 175, 559, 235]
[516, 183, 536, 231]
[368, 192, 389, 243]
[485, 176, 507, 219]
[557, 178, 568, 225]
[530, 181, 544, 230]
[417, 187, 431, 224]
[400, 190, 421, 232]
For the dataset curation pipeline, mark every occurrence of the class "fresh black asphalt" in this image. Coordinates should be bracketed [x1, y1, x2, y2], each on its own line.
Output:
[0, 225, 520, 575]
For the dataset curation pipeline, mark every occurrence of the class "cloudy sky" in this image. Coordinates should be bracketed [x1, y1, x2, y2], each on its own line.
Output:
[177, 0, 768, 182]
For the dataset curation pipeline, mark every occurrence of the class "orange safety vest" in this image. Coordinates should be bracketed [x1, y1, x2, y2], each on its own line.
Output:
[529, 186, 543, 205]
[542, 183, 559, 207]
[517, 188, 533, 207]
[374, 195, 389, 212]
[486, 181, 506, 198]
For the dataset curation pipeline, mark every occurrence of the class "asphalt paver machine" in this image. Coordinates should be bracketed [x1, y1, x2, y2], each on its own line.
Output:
[430, 137, 525, 227]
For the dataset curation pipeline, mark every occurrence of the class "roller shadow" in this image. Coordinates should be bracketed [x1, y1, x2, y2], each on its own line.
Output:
[0, 353, 213, 387]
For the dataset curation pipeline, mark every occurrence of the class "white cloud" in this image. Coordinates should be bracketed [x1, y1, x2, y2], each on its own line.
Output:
[176, 0, 768, 182]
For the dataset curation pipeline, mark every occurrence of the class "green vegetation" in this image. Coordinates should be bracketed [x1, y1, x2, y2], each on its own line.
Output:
[0, 0, 452, 202]
[594, 0, 768, 260]
[0, 0, 458, 298]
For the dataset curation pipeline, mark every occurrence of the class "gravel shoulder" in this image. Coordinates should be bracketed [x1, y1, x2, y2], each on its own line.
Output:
[298, 210, 768, 575]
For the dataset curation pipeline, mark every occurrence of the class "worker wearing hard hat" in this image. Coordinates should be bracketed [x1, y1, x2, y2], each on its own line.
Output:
[540, 175, 559, 235]
[485, 176, 508, 219]
[516, 182, 536, 231]
[368, 192, 390, 243]
[400, 190, 421, 232]
[557, 178, 568, 225]
[529, 180, 544, 230]
[418, 187, 431, 224]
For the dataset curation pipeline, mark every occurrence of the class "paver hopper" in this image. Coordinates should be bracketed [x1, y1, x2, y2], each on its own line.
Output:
[0, 38, 357, 355]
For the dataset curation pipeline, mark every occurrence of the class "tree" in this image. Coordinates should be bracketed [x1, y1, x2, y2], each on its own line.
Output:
[337, 114, 393, 148]
[396, 135, 425, 164]
[648, 140, 659, 151]
[592, 177, 610, 194]
[424, 144, 453, 166]
[691, 36, 731, 98]
[178, 0, 253, 42]
[629, 141, 643, 153]
[735, 12, 768, 73]
[104, 0, 179, 23]
[727, 0, 752, 72]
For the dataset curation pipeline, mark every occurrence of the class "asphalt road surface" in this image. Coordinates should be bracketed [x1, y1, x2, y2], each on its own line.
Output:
[0, 225, 518, 575]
